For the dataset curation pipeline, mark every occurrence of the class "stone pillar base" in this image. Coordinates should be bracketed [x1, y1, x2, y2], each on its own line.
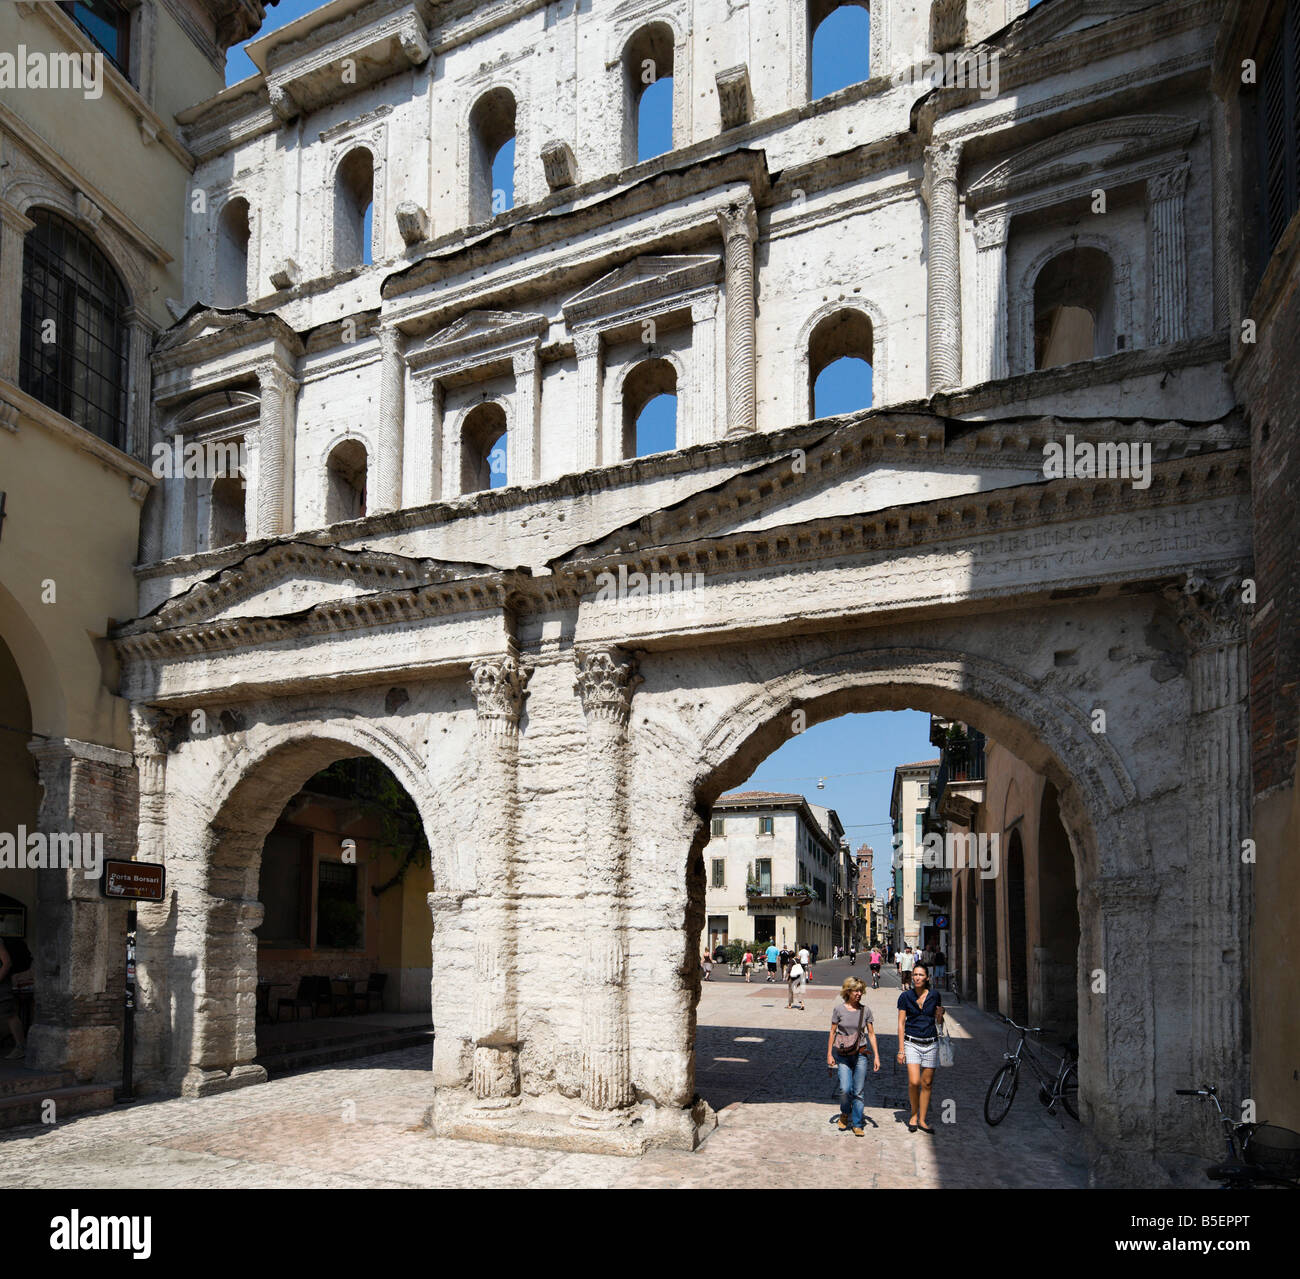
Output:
[178, 1063, 267, 1098]
[427, 1089, 716, 1157]
[25, 1023, 120, 1083]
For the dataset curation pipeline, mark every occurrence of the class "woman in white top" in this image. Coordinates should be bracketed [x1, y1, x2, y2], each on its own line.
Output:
[786, 955, 806, 1010]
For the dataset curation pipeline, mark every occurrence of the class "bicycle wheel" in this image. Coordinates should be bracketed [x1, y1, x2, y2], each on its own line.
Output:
[1060, 1063, 1079, 1120]
[984, 1062, 1019, 1126]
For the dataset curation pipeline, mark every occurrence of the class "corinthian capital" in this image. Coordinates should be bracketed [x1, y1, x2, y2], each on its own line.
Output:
[130, 704, 176, 759]
[1163, 571, 1248, 649]
[717, 195, 758, 245]
[574, 646, 643, 723]
[470, 650, 532, 724]
[1148, 164, 1190, 204]
[923, 141, 961, 201]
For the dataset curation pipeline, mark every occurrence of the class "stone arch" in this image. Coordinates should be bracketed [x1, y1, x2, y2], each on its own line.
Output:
[0, 579, 68, 738]
[457, 399, 510, 492]
[668, 642, 1150, 1171]
[1011, 233, 1134, 375]
[617, 355, 679, 458]
[172, 713, 439, 1094]
[461, 81, 524, 224]
[620, 21, 676, 166]
[607, 4, 691, 165]
[324, 435, 368, 524]
[610, 349, 686, 459]
[331, 144, 376, 270]
[796, 296, 887, 419]
[213, 194, 252, 307]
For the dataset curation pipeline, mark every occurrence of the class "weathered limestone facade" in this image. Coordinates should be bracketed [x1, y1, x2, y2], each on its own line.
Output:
[99, 0, 1270, 1185]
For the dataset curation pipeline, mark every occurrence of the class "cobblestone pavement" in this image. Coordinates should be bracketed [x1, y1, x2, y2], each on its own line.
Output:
[3, 962, 1088, 1188]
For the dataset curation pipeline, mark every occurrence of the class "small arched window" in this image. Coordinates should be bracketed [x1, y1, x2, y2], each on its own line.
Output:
[809, 2, 870, 100]
[622, 24, 674, 165]
[334, 148, 374, 270]
[209, 474, 247, 549]
[621, 359, 677, 458]
[1033, 247, 1114, 369]
[325, 439, 367, 523]
[808, 309, 873, 418]
[215, 197, 251, 307]
[461, 402, 508, 493]
[469, 89, 517, 223]
[19, 208, 129, 449]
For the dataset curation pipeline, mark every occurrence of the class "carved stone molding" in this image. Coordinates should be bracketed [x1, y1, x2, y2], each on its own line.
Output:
[1164, 571, 1247, 651]
[541, 139, 577, 191]
[574, 646, 642, 724]
[471, 650, 532, 725]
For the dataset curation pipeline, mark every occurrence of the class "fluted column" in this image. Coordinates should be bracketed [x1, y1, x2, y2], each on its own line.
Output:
[718, 197, 758, 437]
[469, 647, 531, 1105]
[510, 347, 541, 486]
[375, 326, 405, 513]
[1149, 165, 1190, 346]
[972, 212, 1008, 383]
[573, 646, 642, 1121]
[924, 141, 963, 393]
[412, 378, 443, 504]
[574, 329, 603, 469]
[130, 706, 172, 865]
[0, 201, 35, 383]
[1165, 573, 1249, 1101]
[686, 293, 719, 447]
[254, 361, 296, 537]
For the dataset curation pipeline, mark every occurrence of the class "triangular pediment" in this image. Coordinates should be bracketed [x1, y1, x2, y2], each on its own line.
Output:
[1004, 0, 1155, 49]
[410, 309, 548, 375]
[969, 115, 1197, 207]
[549, 411, 1238, 569]
[142, 541, 496, 628]
[153, 306, 304, 369]
[562, 255, 721, 326]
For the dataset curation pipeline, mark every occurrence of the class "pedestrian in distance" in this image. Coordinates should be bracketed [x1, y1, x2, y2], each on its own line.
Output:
[787, 954, 807, 1010]
[780, 945, 793, 981]
[827, 976, 880, 1135]
[933, 945, 946, 985]
[765, 940, 779, 982]
[896, 961, 945, 1134]
[742, 947, 754, 982]
[869, 945, 882, 988]
[900, 946, 916, 978]
[798, 942, 812, 984]
[895, 948, 902, 976]
[702, 951, 712, 981]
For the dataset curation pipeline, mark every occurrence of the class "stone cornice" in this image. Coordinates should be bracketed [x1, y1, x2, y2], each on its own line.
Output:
[562, 256, 722, 330]
[548, 409, 1247, 566]
[551, 449, 1251, 594]
[152, 307, 306, 399]
[406, 310, 548, 378]
[916, 0, 1219, 139]
[382, 149, 769, 306]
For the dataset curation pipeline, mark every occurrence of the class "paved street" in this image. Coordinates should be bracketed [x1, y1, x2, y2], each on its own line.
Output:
[3, 961, 1087, 1188]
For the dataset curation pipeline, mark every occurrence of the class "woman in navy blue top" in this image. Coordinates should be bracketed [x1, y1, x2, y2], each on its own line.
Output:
[896, 962, 945, 1133]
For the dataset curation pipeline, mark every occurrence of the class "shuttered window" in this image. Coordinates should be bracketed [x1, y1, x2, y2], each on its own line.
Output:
[1258, 0, 1300, 265]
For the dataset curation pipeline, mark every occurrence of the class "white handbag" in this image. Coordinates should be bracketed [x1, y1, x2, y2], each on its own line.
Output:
[938, 1025, 955, 1067]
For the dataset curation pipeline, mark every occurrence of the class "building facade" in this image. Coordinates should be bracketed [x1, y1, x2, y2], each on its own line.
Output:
[889, 759, 940, 951]
[1, 0, 1283, 1184]
[700, 791, 845, 957]
[0, 0, 269, 1079]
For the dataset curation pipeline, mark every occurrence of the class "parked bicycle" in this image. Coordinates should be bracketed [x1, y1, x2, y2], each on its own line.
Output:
[1177, 1084, 1300, 1188]
[983, 1015, 1078, 1125]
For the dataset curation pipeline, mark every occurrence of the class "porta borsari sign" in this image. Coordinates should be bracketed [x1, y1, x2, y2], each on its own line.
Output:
[99, 860, 166, 902]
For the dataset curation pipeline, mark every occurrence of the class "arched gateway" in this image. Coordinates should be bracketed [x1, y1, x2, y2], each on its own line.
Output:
[112, 407, 1252, 1187]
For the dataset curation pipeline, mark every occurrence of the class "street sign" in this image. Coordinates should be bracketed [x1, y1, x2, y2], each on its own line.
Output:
[935, 915, 948, 928]
[100, 860, 166, 903]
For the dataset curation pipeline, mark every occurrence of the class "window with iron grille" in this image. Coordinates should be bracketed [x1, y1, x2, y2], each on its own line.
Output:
[1258, 0, 1300, 268]
[59, 1, 132, 79]
[20, 210, 129, 451]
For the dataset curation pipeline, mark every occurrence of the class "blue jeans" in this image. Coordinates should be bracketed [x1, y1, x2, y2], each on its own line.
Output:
[834, 1049, 868, 1128]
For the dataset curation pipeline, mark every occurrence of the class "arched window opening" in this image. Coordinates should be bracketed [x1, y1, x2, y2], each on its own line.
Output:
[461, 402, 508, 493]
[808, 309, 873, 419]
[1033, 247, 1114, 369]
[621, 359, 677, 458]
[19, 208, 129, 450]
[469, 89, 517, 223]
[215, 197, 251, 308]
[810, 2, 870, 100]
[325, 439, 367, 523]
[334, 148, 374, 270]
[209, 474, 246, 549]
[622, 23, 674, 165]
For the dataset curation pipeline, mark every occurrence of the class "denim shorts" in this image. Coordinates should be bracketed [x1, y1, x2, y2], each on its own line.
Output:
[904, 1036, 939, 1068]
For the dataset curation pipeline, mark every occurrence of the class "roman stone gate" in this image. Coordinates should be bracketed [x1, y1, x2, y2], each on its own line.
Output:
[57, 0, 1253, 1189]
